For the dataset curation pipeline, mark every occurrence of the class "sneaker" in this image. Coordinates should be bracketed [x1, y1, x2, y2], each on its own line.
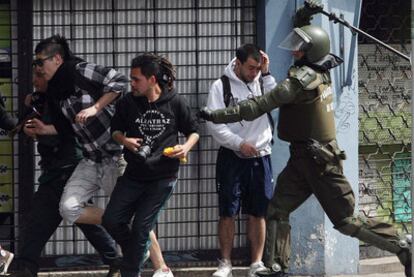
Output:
[152, 267, 174, 277]
[212, 259, 232, 277]
[106, 262, 121, 277]
[0, 249, 14, 274]
[247, 261, 267, 277]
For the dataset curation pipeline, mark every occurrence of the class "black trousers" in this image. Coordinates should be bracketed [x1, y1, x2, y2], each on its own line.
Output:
[17, 166, 119, 276]
[102, 175, 176, 277]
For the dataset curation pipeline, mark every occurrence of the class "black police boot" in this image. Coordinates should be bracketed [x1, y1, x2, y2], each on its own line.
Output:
[405, 261, 411, 277]
[397, 235, 412, 277]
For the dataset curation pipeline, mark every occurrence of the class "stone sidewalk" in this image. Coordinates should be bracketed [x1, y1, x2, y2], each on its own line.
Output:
[34, 256, 405, 277]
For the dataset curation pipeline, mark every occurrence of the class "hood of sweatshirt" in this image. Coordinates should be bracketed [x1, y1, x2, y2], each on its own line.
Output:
[133, 86, 177, 107]
[223, 57, 261, 87]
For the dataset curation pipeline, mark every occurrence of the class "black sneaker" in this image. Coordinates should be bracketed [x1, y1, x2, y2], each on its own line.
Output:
[106, 261, 121, 277]
[404, 260, 412, 277]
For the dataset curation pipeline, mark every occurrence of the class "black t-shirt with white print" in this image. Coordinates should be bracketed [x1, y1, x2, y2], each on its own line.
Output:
[111, 88, 198, 182]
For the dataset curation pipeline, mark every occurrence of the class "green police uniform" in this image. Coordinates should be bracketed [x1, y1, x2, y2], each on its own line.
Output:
[202, 23, 411, 277]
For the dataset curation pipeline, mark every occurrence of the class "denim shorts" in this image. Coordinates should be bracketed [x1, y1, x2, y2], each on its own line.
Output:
[216, 147, 274, 217]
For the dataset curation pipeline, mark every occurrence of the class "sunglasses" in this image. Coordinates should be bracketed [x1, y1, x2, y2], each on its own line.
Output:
[32, 55, 54, 67]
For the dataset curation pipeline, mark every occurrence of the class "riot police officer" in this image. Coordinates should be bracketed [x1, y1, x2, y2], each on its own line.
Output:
[199, 20, 411, 277]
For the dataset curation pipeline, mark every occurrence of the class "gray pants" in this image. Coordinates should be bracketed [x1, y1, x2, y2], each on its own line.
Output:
[59, 156, 126, 224]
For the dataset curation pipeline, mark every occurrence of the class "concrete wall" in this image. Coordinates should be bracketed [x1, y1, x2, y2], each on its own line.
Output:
[258, 0, 361, 274]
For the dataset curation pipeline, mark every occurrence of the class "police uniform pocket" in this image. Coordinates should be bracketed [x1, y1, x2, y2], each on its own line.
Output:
[324, 159, 344, 176]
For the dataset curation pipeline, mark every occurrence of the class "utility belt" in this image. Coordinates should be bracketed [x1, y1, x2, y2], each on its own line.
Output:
[290, 139, 347, 165]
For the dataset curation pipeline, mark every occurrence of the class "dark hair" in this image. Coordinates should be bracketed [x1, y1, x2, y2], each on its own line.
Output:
[34, 34, 73, 61]
[235, 43, 261, 64]
[131, 53, 176, 91]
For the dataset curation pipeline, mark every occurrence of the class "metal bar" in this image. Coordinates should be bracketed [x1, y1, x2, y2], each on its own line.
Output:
[255, 0, 266, 48]
[410, 0, 414, 275]
[193, 0, 201, 251]
[320, 10, 411, 62]
[30, 6, 257, 13]
[16, 0, 34, 253]
[345, 0, 362, 86]
[339, 13, 345, 87]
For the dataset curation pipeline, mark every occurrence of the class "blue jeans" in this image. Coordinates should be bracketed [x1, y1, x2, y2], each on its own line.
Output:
[17, 166, 119, 276]
[102, 175, 176, 277]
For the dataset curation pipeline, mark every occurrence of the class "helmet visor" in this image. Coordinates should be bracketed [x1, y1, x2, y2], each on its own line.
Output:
[279, 28, 312, 51]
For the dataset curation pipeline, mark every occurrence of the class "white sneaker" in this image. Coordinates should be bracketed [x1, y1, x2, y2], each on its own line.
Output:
[152, 267, 174, 277]
[212, 259, 232, 277]
[247, 261, 267, 277]
[0, 249, 14, 274]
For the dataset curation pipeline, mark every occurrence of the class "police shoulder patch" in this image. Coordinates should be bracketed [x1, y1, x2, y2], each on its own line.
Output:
[290, 65, 322, 91]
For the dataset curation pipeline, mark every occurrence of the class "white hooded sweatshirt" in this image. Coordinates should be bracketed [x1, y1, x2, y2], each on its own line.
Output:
[206, 58, 277, 158]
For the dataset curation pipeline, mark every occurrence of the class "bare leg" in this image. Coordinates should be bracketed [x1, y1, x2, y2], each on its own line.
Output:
[75, 207, 104, 225]
[149, 231, 169, 270]
[76, 208, 170, 271]
[218, 217, 235, 260]
[247, 215, 266, 263]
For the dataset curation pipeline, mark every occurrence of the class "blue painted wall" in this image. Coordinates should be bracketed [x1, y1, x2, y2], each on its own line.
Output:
[258, 0, 361, 274]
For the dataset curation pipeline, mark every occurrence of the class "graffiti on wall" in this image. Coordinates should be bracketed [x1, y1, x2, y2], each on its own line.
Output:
[358, 44, 411, 234]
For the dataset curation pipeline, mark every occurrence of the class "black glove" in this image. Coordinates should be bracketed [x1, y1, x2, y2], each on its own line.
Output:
[294, 0, 324, 27]
[197, 107, 214, 121]
[304, 0, 324, 14]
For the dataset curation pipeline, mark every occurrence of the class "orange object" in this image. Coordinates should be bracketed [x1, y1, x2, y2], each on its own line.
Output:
[163, 147, 187, 163]
[163, 147, 174, 156]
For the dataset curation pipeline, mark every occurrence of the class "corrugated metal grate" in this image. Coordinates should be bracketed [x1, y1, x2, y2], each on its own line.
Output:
[31, 0, 257, 263]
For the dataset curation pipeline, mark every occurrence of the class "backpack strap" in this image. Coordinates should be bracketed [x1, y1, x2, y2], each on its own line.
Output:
[221, 74, 275, 144]
[259, 77, 264, 97]
[220, 75, 233, 107]
[259, 77, 275, 142]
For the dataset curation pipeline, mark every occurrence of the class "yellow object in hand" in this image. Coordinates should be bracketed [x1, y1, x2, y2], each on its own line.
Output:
[163, 147, 187, 163]
[163, 147, 174, 155]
